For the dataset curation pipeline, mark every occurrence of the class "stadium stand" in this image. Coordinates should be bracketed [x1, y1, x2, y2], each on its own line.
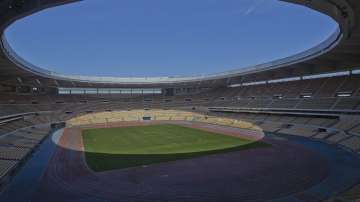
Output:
[0, 0, 360, 200]
[0, 116, 52, 188]
[0, 160, 17, 186]
[208, 110, 360, 154]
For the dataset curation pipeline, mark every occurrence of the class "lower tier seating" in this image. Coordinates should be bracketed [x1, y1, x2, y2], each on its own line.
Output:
[0, 125, 51, 187]
[209, 110, 360, 154]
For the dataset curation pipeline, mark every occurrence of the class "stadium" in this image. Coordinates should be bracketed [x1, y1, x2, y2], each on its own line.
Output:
[0, 0, 360, 201]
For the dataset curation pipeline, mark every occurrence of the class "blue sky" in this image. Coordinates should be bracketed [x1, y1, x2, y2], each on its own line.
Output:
[5, 0, 338, 77]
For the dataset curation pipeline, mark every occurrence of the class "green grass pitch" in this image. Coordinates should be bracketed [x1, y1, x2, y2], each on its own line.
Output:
[82, 124, 267, 172]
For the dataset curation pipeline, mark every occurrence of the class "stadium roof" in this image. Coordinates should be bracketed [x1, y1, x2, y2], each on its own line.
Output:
[0, 0, 359, 88]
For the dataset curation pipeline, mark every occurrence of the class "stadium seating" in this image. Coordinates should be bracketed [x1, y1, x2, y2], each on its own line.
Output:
[333, 97, 360, 110]
[0, 74, 360, 196]
[278, 125, 318, 138]
[339, 136, 360, 151]
[296, 98, 337, 110]
[209, 110, 360, 154]
[0, 160, 17, 185]
[0, 123, 52, 187]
